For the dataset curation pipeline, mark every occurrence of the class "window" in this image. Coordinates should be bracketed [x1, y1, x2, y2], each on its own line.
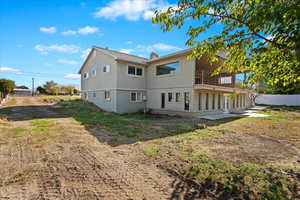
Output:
[212, 94, 215, 110]
[156, 61, 180, 76]
[93, 92, 96, 97]
[237, 95, 239, 108]
[103, 65, 110, 72]
[92, 70, 96, 77]
[131, 92, 142, 102]
[219, 76, 232, 84]
[175, 92, 180, 102]
[218, 94, 221, 109]
[128, 66, 143, 76]
[136, 68, 142, 76]
[243, 95, 245, 107]
[198, 93, 202, 111]
[83, 72, 89, 79]
[104, 91, 110, 101]
[205, 93, 209, 110]
[84, 92, 88, 100]
[168, 92, 173, 102]
[240, 95, 243, 107]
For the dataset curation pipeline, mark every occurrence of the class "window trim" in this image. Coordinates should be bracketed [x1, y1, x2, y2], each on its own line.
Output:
[92, 69, 97, 77]
[127, 65, 143, 77]
[219, 76, 232, 84]
[168, 92, 173, 102]
[198, 93, 202, 111]
[83, 72, 89, 79]
[103, 64, 111, 73]
[175, 92, 180, 102]
[205, 93, 209, 110]
[130, 92, 143, 102]
[104, 90, 111, 101]
[218, 94, 221, 109]
[155, 61, 180, 77]
[212, 93, 215, 110]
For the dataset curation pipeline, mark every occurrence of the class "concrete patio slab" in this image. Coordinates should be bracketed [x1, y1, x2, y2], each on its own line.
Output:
[198, 106, 269, 120]
[198, 113, 240, 120]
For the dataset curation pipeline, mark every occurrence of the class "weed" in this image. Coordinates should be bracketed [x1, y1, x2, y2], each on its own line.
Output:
[142, 145, 160, 158]
[182, 154, 297, 199]
[8, 127, 27, 138]
[126, 133, 137, 138]
[41, 155, 49, 162]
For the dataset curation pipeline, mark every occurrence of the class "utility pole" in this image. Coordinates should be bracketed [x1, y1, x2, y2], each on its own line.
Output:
[32, 78, 34, 96]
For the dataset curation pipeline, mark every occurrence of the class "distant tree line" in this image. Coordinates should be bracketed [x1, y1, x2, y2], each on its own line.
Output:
[37, 81, 79, 95]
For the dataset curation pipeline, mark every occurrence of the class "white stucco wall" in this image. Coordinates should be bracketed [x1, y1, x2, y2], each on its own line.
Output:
[255, 94, 300, 106]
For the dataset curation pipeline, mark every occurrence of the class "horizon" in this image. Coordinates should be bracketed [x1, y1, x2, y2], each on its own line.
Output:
[0, 0, 223, 88]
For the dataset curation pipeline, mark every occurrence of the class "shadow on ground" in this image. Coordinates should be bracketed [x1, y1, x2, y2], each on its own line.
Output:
[0, 99, 243, 147]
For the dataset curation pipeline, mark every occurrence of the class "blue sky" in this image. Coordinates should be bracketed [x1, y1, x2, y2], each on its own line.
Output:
[0, 0, 223, 89]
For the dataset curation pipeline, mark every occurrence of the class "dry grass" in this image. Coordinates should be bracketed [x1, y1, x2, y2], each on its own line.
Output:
[0, 96, 299, 199]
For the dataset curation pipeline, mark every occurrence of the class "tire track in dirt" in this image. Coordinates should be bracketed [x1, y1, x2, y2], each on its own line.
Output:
[0, 96, 178, 199]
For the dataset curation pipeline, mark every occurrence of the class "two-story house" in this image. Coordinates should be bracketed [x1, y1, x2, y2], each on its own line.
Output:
[79, 46, 252, 116]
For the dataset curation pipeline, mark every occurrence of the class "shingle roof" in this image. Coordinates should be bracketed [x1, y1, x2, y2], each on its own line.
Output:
[94, 46, 148, 64]
[79, 46, 227, 73]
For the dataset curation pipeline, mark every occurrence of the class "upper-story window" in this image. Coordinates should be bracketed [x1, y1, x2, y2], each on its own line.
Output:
[128, 66, 143, 77]
[103, 65, 110, 72]
[156, 61, 180, 76]
[219, 76, 232, 84]
[83, 72, 89, 79]
[92, 69, 96, 77]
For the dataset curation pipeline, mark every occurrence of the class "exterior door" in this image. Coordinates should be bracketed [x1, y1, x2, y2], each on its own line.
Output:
[184, 92, 189, 111]
[161, 93, 165, 108]
[223, 94, 229, 113]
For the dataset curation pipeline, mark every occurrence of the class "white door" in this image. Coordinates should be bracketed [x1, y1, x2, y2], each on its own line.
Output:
[223, 94, 229, 113]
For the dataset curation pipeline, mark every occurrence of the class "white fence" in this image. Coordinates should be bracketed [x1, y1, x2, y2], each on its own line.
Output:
[255, 94, 300, 106]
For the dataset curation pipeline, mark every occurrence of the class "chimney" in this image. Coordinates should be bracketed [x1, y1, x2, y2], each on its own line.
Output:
[150, 52, 159, 59]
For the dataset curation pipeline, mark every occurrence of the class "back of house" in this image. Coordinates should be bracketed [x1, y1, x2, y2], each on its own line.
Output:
[79, 46, 252, 116]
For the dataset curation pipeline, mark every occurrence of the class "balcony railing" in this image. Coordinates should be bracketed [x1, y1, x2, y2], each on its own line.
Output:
[195, 70, 236, 88]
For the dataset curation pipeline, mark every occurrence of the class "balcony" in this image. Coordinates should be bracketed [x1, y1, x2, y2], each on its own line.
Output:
[194, 69, 248, 93]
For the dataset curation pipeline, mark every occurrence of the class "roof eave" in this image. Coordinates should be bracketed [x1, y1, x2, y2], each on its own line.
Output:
[115, 58, 148, 66]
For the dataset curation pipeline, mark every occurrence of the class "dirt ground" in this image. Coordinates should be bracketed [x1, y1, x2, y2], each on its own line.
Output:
[0, 96, 179, 199]
[0, 96, 299, 199]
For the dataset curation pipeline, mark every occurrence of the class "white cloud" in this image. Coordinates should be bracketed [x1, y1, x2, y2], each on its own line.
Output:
[137, 43, 182, 52]
[0, 67, 22, 74]
[35, 44, 80, 54]
[81, 48, 91, 60]
[57, 59, 79, 65]
[93, 0, 170, 21]
[126, 41, 133, 45]
[120, 48, 134, 54]
[40, 26, 57, 34]
[61, 26, 99, 36]
[61, 30, 77, 35]
[64, 74, 81, 79]
[143, 10, 155, 20]
[77, 26, 99, 35]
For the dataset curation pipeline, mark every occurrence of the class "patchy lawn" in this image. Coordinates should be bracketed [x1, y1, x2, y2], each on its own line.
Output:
[0, 96, 299, 199]
[53, 98, 300, 199]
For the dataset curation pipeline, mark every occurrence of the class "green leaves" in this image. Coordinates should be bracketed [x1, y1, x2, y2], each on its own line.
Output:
[0, 79, 16, 95]
[153, 0, 300, 94]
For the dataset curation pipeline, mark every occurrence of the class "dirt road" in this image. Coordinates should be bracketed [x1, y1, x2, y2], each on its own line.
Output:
[0, 96, 178, 200]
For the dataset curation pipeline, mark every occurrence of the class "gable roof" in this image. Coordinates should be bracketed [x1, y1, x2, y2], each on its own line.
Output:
[78, 46, 148, 73]
[94, 46, 148, 64]
[78, 46, 227, 73]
